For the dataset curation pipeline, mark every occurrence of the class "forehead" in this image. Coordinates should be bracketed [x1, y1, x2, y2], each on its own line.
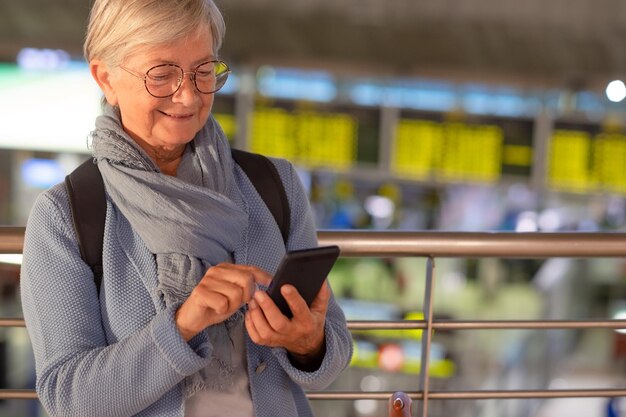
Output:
[125, 26, 215, 67]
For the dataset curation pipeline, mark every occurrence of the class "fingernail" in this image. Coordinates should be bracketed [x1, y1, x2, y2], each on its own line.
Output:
[249, 299, 258, 309]
[255, 291, 266, 302]
[282, 285, 293, 295]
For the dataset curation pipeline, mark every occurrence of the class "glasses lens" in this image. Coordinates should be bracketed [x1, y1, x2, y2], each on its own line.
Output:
[145, 64, 182, 97]
[194, 61, 229, 94]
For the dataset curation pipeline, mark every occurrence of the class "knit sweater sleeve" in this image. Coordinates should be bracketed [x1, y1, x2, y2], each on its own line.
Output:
[268, 160, 354, 390]
[20, 185, 210, 417]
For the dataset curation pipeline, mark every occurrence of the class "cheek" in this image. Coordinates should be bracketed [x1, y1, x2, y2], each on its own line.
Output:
[201, 95, 214, 113]
[119, 96, 161, 135]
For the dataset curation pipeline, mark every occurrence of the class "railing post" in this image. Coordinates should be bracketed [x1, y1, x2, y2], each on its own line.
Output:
[418, 257, 436, 417]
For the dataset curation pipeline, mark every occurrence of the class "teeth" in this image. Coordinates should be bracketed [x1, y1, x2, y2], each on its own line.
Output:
[160, 110, 191, 118]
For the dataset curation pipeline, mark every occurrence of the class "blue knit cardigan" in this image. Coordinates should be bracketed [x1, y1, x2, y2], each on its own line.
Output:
[20, 157, 353, 417]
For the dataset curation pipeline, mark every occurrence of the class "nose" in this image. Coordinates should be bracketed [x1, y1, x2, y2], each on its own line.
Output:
[182, 71, 196, 84]
[171, 72, 198, 103]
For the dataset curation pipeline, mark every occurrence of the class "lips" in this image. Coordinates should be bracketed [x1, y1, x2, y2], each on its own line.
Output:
[159, 110, 194, 119]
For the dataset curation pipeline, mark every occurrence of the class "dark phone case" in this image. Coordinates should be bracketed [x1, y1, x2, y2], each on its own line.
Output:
[267, 245, 340, 318]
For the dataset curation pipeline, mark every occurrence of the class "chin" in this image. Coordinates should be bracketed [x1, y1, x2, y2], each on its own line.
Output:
[164, 128, 201, 144]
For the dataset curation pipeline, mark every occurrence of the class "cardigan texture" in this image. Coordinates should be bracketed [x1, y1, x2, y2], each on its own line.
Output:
[20, 156, 353, 417]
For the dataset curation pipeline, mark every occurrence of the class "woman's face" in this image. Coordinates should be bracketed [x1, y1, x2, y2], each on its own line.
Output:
[105, 27, 216, 151]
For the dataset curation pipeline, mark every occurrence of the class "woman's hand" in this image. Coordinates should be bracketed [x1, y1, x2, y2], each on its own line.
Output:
[175, 263, 271, 342]
[244, 280, 330, 359]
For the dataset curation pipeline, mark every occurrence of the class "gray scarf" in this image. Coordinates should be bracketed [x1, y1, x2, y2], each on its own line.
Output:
[91, 104, 248, 397]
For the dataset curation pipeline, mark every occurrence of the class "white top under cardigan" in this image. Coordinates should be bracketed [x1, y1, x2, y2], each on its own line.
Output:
[184, 319, 253, 417]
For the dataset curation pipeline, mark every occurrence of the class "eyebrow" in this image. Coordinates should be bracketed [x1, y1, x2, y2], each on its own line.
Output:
[145, 55, 218, 67]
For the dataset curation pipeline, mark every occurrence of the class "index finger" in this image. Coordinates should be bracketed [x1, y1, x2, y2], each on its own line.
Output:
[234, 264, 273, 286]
[309, 280, 331, 314]
[213, 263, 272, 287]
[206, 264, 257, 301]
[281, 284, 312, 319]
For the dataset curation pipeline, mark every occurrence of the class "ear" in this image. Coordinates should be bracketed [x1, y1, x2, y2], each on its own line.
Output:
[90, 59, 118, 106]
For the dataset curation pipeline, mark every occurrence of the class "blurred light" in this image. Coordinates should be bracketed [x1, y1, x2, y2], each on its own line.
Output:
[577, 91, 605, 115]
[441, 271, 467, 292]
[614, 310, 626, 334]
[257, 66, 336, 102]
[350, 83, 384, 106]
[515, 211, 538, 232]
[507, 183, 534, 209]
[538, 209, 561, 231]
[354, 399, 378, 415]
[359, 375, 383, 392]
[462, 85, 531, 117]
[0, 62, 101, 153]
[606, 80, 626, 103]
[394, 81, 456, 111]
[21, 158, 65, 188]
[337, 299, 401, 320]
[0, 255, 23, 265]
[364, 195, 394, 219]
[548, 378, 569, 389]
[17, 48, 70, 71]
[378, 343, 404, 372]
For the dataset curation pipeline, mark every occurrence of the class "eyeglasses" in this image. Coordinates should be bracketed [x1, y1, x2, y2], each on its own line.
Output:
[120, 60, 230, 98]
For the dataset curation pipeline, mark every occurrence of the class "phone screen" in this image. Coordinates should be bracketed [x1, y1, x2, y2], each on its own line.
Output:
[266, 245, 340, 318]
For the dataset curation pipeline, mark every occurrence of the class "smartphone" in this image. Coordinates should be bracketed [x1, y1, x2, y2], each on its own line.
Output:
[266, 245, 340, 318]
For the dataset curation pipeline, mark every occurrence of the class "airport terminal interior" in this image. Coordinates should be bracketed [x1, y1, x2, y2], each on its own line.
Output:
[0, 0, 625, 416]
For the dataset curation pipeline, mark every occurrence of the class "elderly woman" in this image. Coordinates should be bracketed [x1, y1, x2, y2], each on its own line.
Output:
[19, 0, 352, 416]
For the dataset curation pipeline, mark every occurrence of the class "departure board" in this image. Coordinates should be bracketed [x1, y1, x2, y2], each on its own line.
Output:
[392, 111, 534, 183]
[249, 98, 380, 170]
[548, 121, 626, 194]
[212, 94, 237, 141]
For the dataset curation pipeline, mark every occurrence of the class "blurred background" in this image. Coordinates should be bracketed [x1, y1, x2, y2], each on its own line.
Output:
[1, 0, 626, 416]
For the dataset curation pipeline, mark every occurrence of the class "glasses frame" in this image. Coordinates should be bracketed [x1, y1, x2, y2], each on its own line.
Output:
[120, 60, 230, 98]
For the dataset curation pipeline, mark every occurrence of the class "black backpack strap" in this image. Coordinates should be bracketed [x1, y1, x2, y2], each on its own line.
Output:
[65, 158, 106, 291]
[232, 149, 291, 244]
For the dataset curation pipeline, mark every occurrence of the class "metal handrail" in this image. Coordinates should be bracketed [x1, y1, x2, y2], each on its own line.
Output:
[306, 389, 626, 400]
[5, 227, 626, 257]
[1, 227, 625, 411]
[2, 389, 626, 401]
[318, 230, 626, 257]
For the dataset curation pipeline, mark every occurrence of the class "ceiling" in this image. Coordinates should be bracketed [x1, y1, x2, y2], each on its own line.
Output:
[2, 0, 626, 92]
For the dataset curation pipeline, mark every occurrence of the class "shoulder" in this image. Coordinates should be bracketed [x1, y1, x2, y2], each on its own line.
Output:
[265, 156, 294, 178]
[265, 156, 304, 198]
[21, 182, 82, 285]
[22, 182, 79, 265]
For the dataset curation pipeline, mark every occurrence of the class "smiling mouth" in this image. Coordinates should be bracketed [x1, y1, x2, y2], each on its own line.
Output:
[159, 110, 194, 119]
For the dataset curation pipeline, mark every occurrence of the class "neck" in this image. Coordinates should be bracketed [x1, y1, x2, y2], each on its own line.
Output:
[153, 148, 184, 176]
[131, 137, 186, 176]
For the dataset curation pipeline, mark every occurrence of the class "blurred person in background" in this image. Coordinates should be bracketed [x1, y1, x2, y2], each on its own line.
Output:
[19, 0, 352, 416]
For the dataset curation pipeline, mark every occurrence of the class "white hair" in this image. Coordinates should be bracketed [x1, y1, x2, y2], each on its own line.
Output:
[84, 0, 225, 67]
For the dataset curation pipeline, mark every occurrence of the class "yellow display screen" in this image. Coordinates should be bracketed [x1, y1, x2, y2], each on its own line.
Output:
[249, 99, 379, 170]
[392, 111, 533, 183]
[548, 123, 626, 194]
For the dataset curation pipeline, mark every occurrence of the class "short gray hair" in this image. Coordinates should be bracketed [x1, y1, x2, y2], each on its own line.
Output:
[84, 0, 225, 66]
